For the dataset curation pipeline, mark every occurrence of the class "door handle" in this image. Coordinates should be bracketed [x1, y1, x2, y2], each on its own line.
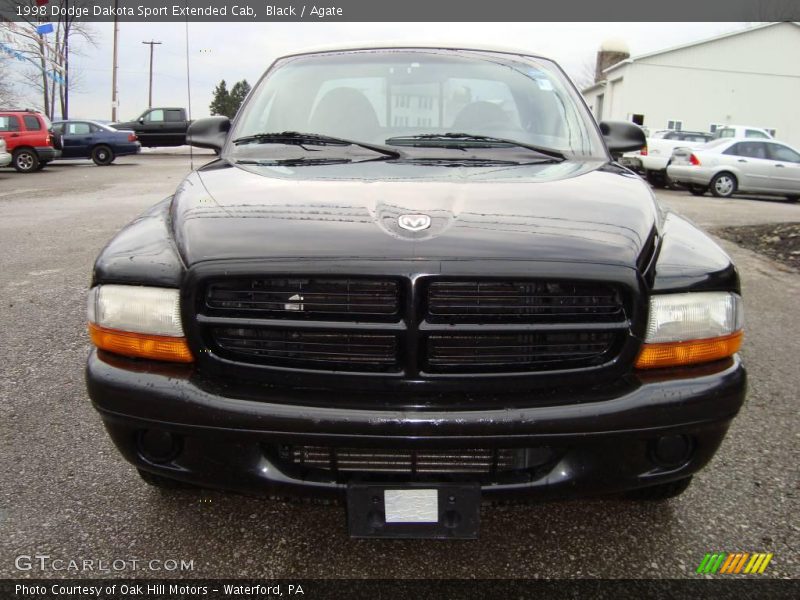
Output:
[775, 164, 785, 168]
[737, 159, 747, 163]
[11, 133, 20, 137]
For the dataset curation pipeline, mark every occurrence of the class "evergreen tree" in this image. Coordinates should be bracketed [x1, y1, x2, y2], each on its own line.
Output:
[209, 79, 231, 117]
[229, 79, 252, 118]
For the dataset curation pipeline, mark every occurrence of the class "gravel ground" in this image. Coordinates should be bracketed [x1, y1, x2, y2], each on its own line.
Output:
[0, 159, 798, 579]
[714, 223, 800, 272]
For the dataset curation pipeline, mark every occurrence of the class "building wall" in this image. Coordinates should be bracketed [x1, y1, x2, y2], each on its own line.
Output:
[583, 23, 800, 147]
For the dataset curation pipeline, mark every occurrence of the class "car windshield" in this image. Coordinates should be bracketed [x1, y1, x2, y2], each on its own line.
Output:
[231, 50, 606, 160]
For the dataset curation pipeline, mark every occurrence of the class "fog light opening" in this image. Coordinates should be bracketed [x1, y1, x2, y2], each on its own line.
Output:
[137, 429, 182, 464]
[650, 435, 693, 469]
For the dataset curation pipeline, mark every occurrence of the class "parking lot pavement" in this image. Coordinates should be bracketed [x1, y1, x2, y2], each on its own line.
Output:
[0, 157, 797, 579]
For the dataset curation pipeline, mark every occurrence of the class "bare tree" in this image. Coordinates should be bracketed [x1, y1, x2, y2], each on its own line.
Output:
[0, 57, 19, 106]
[569, 55, 599, 92]
[2, 4, 96, 118]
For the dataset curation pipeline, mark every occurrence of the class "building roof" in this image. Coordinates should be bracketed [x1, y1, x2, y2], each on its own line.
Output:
[601, 22, 799, 77]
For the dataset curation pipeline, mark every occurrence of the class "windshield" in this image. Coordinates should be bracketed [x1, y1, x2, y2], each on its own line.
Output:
[230, 50, 606, 160]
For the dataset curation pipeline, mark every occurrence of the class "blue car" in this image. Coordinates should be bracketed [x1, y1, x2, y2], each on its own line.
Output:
[51, 120, 141, 165]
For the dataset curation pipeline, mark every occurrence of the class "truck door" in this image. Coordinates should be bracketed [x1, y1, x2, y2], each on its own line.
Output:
[164, 109, 186, 145]
[139, 109, 166, 146]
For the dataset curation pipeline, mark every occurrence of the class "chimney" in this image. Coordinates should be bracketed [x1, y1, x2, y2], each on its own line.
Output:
[595, 38, 630, 82]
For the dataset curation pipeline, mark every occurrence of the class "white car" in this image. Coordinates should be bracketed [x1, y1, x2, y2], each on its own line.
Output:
[0, 137, 11, 168]
[667, 138, 800, 201]
[639, 130, 714, 187]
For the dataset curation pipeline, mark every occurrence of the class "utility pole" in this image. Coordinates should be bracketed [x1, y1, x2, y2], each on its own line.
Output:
[141, 40, 162, 108]
[111, 0, 119, 121]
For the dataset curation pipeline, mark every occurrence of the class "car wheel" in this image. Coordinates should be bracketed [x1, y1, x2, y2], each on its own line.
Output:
[12, 149, 39, 173]
[645, 170, 666, 188]
[137, 468, 197, 490]
[92, 145, 115, 166]
[710, 172, 737, 198]
[787, 195, 799, 203]
[625, 476, 693, 501]
[689, 185, 708, 196]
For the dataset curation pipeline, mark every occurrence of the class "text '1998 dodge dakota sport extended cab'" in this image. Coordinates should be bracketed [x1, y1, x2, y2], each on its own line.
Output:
[86, 46, 745, 539]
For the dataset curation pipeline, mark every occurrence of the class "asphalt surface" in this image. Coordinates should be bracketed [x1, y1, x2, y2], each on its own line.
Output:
[0, 155, 798, 579]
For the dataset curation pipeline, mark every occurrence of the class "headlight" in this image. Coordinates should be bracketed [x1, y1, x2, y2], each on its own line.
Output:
[87, 285, 193, 363]
[635, 291, 743, 369]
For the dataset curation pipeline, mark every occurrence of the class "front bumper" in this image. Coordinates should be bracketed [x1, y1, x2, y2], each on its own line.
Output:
[87, 349, 746, 500]
[0, 151, 11, 167]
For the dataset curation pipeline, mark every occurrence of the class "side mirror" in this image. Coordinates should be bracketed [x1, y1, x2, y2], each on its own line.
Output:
[599, 120, 646, 155]
[138, 118, 144, 124]
[188, 117, 231, 152]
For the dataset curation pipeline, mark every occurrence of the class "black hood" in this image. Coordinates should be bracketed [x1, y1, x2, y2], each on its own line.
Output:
[171, 159, 659, 268]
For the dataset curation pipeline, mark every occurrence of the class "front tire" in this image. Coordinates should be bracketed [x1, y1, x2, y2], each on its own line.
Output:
[689, 185, 707, 196]
[12, 149, 39, 173]
[92, 144, 115, 166]
[710, 172, 737, 198]
[625, 476, 693, 501]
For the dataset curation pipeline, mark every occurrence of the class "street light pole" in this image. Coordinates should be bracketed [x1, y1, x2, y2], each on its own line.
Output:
[141, 40, 162, 108]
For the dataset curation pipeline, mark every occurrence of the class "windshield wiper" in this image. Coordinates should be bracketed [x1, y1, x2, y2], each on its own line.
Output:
[385, 133, 565, 160]
[231, 131, 403, 159]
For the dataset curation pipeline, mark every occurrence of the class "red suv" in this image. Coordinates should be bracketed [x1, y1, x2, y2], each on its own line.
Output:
[0, 109, 62, 173]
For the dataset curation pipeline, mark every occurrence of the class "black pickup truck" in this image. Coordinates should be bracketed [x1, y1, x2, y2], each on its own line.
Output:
[86, 46, 746, 539]
[112, 107, 190, 147]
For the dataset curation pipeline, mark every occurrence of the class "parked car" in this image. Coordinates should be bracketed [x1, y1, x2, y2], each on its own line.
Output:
[0, 108, 61, 172]
[0, 137, 11, 168]
[111, 107, 191, 147]
[712, 125, 774, 141]
[639, 130, 714, 187]
[52, 120, 141, 165]
[667, 138, 800, 201]
[86, 46, 745, 539]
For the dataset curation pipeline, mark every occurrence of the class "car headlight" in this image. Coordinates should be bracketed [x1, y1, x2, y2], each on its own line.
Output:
[635, 291, 743, 369]
[87, 285, 193, 363]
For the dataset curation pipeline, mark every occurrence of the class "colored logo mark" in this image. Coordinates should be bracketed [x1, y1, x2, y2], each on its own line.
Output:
[696, 552, 773, 574]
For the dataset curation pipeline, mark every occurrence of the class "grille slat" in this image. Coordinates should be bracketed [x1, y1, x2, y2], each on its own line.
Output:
[426, 331, 617, 374]
[212, 327, 399, 371]
[199, 276, 627, 376]
[427, 281, 623, 322]
[207, 277, 399, 320]
[289, 446, 521, 474]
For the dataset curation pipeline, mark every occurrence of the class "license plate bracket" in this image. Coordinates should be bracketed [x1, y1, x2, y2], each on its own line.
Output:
[346, 483, 480, 539]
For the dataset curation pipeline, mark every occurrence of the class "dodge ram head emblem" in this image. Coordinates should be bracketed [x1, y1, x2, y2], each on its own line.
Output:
[398, 214, 431, 232]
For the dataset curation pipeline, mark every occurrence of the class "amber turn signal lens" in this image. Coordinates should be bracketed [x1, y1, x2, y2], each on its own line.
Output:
[635, 331, 742, 370]
[89, 323, 194, 363]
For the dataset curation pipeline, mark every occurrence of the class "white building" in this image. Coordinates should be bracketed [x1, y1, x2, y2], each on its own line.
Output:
[582, 22, 800, 148]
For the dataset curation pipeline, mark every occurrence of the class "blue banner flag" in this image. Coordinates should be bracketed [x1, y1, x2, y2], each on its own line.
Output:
[36, 23, 54, 35]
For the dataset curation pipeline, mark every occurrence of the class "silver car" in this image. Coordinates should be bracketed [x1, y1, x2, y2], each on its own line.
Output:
[667, 138, 800, 201]
[0, 137, 11, 168]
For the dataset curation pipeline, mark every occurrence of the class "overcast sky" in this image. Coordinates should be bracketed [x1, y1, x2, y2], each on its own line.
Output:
[7, 21, 752, 121]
